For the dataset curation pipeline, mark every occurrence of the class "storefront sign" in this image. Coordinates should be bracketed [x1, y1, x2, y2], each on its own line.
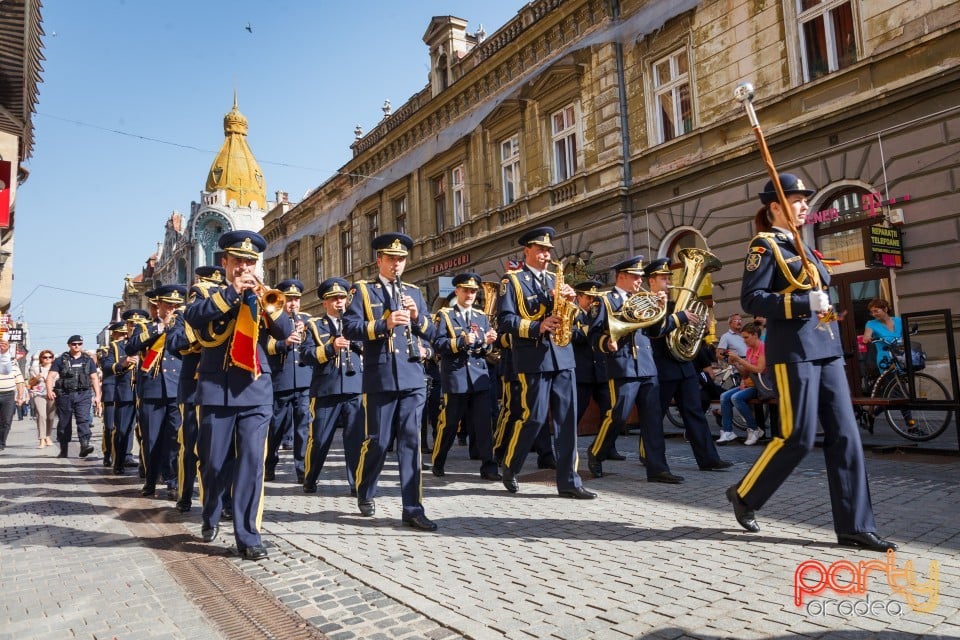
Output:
[865, 225, 903, 268]
[430, 252, 471, 274]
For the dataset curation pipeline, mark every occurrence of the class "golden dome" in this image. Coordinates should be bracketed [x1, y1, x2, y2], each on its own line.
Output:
[205, 93, 266, 209]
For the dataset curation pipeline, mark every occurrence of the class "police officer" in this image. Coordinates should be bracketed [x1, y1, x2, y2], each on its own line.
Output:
[587, 258, 685, 483]
[166, 266, 225, 512]
[99, 322, 128, 468]
[300, 277, 363, 494]
[343, 232, 437, 531]
[46, 335, 101, 458]
[184, 231, 292, 561]
[126, 285, 186, 498]
[644, 258, 731, 472]
[497, 227, 595, 499]
[431, 273, 500, 480]
[726, 173, 896, 551]
[264, 278, 311, 483]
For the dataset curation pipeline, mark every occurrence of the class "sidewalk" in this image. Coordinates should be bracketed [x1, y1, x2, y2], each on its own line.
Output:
[2, 414, 958, 639]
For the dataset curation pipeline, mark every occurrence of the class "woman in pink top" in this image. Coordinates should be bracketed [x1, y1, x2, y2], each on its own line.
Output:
[716, 323, 766, 446]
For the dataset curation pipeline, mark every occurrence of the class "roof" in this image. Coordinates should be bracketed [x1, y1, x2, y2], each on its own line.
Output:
[0, 0, 45, 161]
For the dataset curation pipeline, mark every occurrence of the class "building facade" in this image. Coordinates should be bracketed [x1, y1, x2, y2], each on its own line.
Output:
[261, 0, 960, 392]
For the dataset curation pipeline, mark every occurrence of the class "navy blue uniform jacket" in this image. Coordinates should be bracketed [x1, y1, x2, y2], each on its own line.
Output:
[433, 306, 492, 394]
[497, 267, 575, 373]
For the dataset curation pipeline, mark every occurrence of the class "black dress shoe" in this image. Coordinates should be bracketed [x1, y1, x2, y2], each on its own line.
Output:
[432, 465, 445, 477]
[700, 459, 734, 471]
[502, 468, 519, 493]
[587, 453, 603, 478]
[421, 461, 433, 471]
[480, 471, 502, 481]
[559, 486, 597, 499]
[303, 483, 317, 494]
[221, 508, 233, 521]
[141, 484, 156, 497]
[241, 545, 269, 560]
[112, 466, 124, 476]
[837, 532, 899, 552]
[358, 500, 376, 517]
[103, 455, 112, 468]
[201, 526, 219, 542]
[124, 457, 139, 468]
[726, 486, 760, 532]
[402, 513, 438, 531]
[175, 501, 191, 513]
[79, 441, 94, 458]
[263, 468, 276, 482]
[606, 450, 627, 461]
[296, 472, 305, 484]
[648, 471, 684, 484]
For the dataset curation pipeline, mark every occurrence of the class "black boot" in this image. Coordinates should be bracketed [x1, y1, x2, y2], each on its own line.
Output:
[79, 439, 94, 458]
[57, 442, 68, 458]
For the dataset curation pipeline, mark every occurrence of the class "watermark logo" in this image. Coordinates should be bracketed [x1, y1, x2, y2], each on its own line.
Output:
[795, 550, 939, 616]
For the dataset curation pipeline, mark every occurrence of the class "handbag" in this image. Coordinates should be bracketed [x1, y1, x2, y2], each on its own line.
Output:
[750, 369, 778, 401]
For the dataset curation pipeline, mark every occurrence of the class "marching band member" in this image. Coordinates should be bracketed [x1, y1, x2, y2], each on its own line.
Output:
[98, 322, 127, 468]
[264, 278, 312, 484]
[184, 230, 292, 561]
[726, 173, 897, 552]
[571, 280, 613, 463]
[497, 227, 595, 499]
[587, 258, 684, 483]
[343, 232, 437, 531]
[300, 277, 363, 494]
[125, 284, 185, 498]
[431, 272, 500, 480]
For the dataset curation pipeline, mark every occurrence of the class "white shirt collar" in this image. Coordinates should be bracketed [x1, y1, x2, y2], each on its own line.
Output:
[772, 226, 794, 241]
[614, 286, 631, 299]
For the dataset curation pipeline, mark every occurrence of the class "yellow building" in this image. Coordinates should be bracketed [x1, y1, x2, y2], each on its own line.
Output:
[262, 0, 960, 391]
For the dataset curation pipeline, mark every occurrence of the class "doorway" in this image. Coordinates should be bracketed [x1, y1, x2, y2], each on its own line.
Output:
[827, 268, 891, 395]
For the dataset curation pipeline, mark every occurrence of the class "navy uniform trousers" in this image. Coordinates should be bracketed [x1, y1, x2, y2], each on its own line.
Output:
[56, 390, 92, 445]
[267, 388, 310, 478]
[304, 394, 363, 489]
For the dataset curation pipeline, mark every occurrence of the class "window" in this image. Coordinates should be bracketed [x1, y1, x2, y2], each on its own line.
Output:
[551, 105, 578, 183]
[433, 175, 446, 233]
[290, 257, 299, 280]
[368, 209, 380, 259]
[798, 0, 857, 81]
[340, 228, 353, 274]
[392, 196, 407, 234]
[452, 165, 466, 226]
[652, 49, 692, 143]
[314, 242, 324, 283]
[268, 268, 277, 285]
[501, 135, 520, 205]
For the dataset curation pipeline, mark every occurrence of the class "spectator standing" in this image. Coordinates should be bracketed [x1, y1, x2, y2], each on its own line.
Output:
[0, 336, 26, 451]
[29, 349, 57, 448]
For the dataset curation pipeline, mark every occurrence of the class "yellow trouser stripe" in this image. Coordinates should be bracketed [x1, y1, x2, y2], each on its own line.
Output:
[255, 425, 269, 530]
[739, 363, 792, 495]
[432, 394, 450, 463]
[196, 406, 205, 507]
[504, 374, 531, 466]
[494, 381, 511, 448]
[304, 397, 316, 477]
[590, 379, 619, 457]
[176, 403, 186, 493]
[354, 394, 370, 491]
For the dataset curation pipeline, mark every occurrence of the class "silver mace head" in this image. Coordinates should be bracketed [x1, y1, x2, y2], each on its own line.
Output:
[734, 82, 755, 103]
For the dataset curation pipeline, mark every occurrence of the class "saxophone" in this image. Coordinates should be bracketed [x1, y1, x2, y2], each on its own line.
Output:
[666, 248, 722, 361]
[549, 260, 579, 347]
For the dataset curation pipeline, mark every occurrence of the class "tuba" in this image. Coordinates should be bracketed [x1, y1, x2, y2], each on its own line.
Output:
[549, 260, 579, 347]
[480, 281, 500, 327]
[666, 248, 722, 361]
[603, 289, 667, 344]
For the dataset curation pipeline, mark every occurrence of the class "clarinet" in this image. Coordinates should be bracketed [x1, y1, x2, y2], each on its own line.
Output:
[335, 316, 357, 376]
[394, 277, 421, 362]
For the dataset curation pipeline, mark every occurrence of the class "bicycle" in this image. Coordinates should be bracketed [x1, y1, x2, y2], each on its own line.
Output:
[862, 336, 952, 441]
[666, 362, 747, 432]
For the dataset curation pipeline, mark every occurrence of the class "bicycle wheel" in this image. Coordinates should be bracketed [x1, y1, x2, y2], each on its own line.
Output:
[881, 372, 952, 441]
[667, 404, 684, 428]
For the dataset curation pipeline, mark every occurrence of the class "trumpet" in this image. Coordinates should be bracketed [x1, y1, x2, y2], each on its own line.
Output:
[251, 275, 286, 314]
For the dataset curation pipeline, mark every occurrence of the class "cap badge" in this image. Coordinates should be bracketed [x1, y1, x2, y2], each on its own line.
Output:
[241, 237, 253, 252]
[389, 239, 404, 251]
[795, 179, 806, 191]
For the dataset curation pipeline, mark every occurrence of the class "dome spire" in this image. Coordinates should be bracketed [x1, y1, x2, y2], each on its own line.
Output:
[205, 94, 266, 209]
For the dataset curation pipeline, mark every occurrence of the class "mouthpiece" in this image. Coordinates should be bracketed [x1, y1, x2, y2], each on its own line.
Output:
[734, 82, 755, 103]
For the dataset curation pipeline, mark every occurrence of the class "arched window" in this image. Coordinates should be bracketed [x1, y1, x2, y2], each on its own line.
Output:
[813, 185, 875, 269]
[177, 259, 188, 284]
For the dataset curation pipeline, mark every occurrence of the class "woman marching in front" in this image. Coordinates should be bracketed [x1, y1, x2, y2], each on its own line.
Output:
[725, 173, 897, 552]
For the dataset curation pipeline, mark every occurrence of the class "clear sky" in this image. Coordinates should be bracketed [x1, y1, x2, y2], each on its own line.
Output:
[12, 0, 521, 352]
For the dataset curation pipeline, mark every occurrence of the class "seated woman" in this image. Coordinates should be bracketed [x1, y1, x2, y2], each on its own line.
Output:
[862, 298, 901, 372]
[716, 322, 766, 446]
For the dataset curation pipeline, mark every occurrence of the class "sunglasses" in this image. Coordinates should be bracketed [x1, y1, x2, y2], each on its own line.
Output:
[41, 355, 53, 359]
[69, 342, 83, 346]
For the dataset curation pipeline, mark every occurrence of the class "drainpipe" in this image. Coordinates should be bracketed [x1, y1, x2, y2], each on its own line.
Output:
[612, 0, 634, 254]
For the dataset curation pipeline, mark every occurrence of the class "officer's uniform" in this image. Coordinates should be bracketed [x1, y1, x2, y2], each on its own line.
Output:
[97, 340, 115, 466]
[643, 258, 727, 471]
[497, 227, 590, 497]
[342, 233, 436, 528]
[50, 336, 98, 458]
[431, 273, 498, 478]
[300, 277, 364, 493]
[571, 281, 611, 453]
[184, 231, 292, 558]
[125, 285, 185, 496]
[264, 278, 312, 483]
[732, 175, 879, 538]
[166, 266, 225, 512]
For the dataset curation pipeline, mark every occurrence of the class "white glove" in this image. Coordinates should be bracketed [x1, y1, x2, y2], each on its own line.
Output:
[809, 291, 831, 314]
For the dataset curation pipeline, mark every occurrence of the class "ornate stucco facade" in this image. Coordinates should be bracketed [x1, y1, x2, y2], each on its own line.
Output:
[261, 0, 959, 392]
